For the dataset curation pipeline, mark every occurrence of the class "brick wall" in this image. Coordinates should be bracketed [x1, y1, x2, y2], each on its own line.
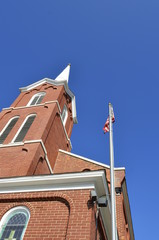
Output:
[54, 151, 131, 239]
[0, 189, 106, 240]
[0, 83, 73, 176]
[0, 142, 50, 177]
[0, 80, 132, 239]
[54, 151, 125, 185]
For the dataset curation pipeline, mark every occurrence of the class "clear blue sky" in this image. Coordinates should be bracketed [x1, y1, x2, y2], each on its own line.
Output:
[0, 1, 159, 239]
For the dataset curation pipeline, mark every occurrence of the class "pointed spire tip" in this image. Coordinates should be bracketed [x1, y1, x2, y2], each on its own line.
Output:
[55, 64, 71, 83]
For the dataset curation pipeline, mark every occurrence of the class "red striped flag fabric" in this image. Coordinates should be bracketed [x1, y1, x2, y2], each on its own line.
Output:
[103, 115, 115, 133]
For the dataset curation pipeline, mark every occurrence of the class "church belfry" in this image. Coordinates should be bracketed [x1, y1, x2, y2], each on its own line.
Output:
[0, 64, 77, 177]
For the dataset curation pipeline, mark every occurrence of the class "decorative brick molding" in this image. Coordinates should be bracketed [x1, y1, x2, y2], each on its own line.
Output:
[0, 201, 35, 219]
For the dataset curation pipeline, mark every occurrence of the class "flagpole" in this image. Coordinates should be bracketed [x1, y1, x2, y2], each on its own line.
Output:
[109, 103, 117, 240]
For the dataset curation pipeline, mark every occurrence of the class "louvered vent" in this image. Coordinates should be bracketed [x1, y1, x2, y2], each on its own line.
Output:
[36, 94, 45, 104]
[0, 117, 19, 144]
[14, 115, 36, 142]
[29, 92, 45, 106]
[30, 96, 39, 105]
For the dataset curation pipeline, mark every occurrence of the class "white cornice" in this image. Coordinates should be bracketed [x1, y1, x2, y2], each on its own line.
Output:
[0, 170, 113, 239]
[19, 78, 77, 124]
[59, 149, 125, 171]
[0, 170, 111, 239]
[0, 170, 105, 195]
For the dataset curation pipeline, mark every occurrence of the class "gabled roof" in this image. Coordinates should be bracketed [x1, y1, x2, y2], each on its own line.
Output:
[59, 149, 125, 171]
[19, 65, 77, 124]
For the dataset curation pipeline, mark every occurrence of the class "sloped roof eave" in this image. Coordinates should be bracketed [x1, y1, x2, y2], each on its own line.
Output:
[59, 149, 125, 171]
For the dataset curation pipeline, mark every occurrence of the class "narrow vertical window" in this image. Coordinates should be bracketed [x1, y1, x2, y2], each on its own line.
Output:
[0, 116, 19, 144]
[13, 114, 36, 143]
[27, 92, 46, 106]
[0, 206, 30, 240]
[61, 105, 68, 126]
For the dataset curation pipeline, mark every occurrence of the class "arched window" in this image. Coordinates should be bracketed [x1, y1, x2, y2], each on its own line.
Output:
[27, 92, 46, 106]
[0, 116, 19, 144]
[61, 105, 68, 126]
[82, 169, 91, 172]
[0, 206, 30, 240]
[12, 114, 36, 143]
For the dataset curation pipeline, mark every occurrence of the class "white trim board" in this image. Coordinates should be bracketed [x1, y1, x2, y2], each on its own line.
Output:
[0, 170, 111, 239]
[0, 139, 53, 174]
[59, 149, 125, 171]
[19, 78, 77, 124]
[2, 101, 72, 149]
[0, 170, 107, 196]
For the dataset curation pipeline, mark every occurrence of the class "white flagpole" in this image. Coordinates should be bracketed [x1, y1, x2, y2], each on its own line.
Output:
[109, 103, 117, 240]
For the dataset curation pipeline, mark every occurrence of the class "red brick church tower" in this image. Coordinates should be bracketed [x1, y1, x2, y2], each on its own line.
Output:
[0, 65, 134, 240]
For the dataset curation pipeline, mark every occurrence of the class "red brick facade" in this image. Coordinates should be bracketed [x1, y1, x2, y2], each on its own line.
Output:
[0, 190, 95, 240]
[0, 75, 134, 240]
[0, 82, 73, 177]
[54, 150, 132, 240]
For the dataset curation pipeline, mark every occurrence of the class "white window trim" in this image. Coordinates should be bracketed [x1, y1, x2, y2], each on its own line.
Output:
[27, 92, 46, 106]
[19, 78, 77, 123]
[11, 114, 36, 143]
[1, 101, 72, 149]
[61, 105, 68, 126]
[0, 206, 30, 240]
[0, 116, 20, 143]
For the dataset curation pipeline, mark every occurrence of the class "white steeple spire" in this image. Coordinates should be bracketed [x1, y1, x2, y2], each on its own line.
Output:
[55, 64, 71, 83]
[20, 63, 77, 124]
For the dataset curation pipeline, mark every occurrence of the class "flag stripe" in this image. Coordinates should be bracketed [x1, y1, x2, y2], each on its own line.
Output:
[103, 116, 115, 133]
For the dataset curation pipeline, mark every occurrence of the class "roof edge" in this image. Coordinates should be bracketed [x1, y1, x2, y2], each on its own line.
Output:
[19, 78, 77, 124]
[0, 170, 111, 239]
[59, 149, 125, 171]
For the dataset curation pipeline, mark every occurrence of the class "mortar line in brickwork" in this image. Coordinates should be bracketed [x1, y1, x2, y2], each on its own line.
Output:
[2, 100, 72, 149]
[59, 149, 125, 171]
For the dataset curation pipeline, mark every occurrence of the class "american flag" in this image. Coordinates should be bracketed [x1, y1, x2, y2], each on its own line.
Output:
[103, 113, 115, 133]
